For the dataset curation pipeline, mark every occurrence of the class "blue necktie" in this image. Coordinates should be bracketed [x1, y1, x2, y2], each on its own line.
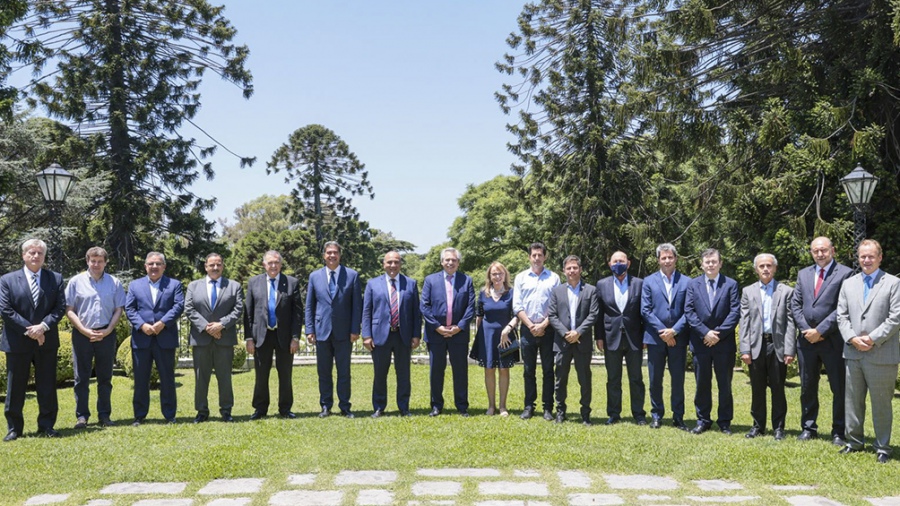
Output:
[209, 279, 217, 309]
[268, 278, 277, 328]
[329, 270, 337, 297]
[708, 279, 716, 306]
[864, 275, 873, 303]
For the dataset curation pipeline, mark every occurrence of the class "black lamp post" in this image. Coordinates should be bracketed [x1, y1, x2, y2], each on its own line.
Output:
[35, 163, 76, 272]
[840, 164, 879, 265]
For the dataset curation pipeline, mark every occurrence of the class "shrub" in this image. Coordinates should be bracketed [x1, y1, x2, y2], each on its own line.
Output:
[56, 332, 75, 385]
[116, 337, 159, 387]
[0, 352, 6, 394]
[232, 343, 249, 371]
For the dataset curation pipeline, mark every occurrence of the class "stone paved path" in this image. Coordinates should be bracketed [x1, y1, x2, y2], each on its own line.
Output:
[22, 469, 900, 505]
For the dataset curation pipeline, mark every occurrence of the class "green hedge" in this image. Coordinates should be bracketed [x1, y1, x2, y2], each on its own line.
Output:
[232, 343, 248, 371]
[56, 333, 74, 385]
[116, 337, 160, 387]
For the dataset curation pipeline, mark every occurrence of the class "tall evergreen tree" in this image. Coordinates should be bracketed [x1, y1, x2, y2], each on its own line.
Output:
[0, 0, 27, 119]
[11, 0, 253, 274]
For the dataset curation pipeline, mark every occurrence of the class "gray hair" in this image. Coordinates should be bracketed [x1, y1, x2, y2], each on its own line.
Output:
[323, 241, 342, 254]
[440, 247, 461, 263]
[753, 253, 777, 269]
[145, 251, 166, 265]
[263, 250, 283, 263]
[21, 238, 47, 254]
[656, 243, 677, 258]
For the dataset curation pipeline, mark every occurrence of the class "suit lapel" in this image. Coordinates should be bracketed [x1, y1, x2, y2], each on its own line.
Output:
[815, 263, 837, 301]
[749, 282, 762, 322]
[861, 271, 884, 314]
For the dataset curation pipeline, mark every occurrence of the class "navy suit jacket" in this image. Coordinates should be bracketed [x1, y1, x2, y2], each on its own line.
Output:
[641, 270, 690, 346]
[0, 268, 66, 353]
[684, 274, 740, 355]
[305, 265, 362, 341]
[595, 274, 644, 351]
[420, 271, 475, 344]
[790, 261, 853, 351]
[362, 274, 422, 346]
[125, 275, 185, 350]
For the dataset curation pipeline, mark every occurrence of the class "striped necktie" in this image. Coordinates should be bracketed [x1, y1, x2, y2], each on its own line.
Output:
[30, 272, 40, 307]
[390, 278, 399, 329]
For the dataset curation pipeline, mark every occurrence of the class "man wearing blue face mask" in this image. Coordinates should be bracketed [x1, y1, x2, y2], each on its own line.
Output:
[595, 251, 647, 426]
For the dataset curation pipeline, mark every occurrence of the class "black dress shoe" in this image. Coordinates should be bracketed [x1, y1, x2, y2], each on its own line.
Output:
[166, 418, 177, 425]
[839, 446, 862, 454]
[673, 420, 688, 431]
[832, 435, 847, 446]
[877, 453, 890, 464]
[99, 418, 115, 427]
[279, 411, 297, 419]
[605, 416, 620, 426]
[555, 411, 566, 423]
[520, 406, 534, 420]
[3, 430, 18, 442]
[774, 429, 785, 440]
[797, 429, 817, 441]
[581, 415, 592, 426]
[74, 417, 88, 430]
[543, 410, 554, 421]
[649, 418, 662, 429]
[690, 423, 710, 435]
[429, 407, 441, 417]
[193, 413, 209, 424]
[41, 428, 61, 438]
[249, 410, 265, 421]
[318, 407, 331, 418]
[131, 418, 144, 427]
[745, 427, 765, 438]
[720, 427, 733, 435]
[400, 410, 412, 417]
[635, 417, 648, 426]
[341, 410, 355, 419]
[371, 409, 385, 418]
[459, 411, 470, 418]
[221, 414, 234, 423]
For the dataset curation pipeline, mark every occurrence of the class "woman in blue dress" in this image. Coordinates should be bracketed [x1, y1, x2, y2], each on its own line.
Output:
[470, 261, 519, 416]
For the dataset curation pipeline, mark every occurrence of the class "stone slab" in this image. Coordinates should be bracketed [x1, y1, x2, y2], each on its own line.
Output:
[287, 474, 317, 486]
[479, 482, 549, 497]
[558, 471, 591, 488]
[407, 502, 456, 505]
[269, 490, 343, 506]
[783, 497, 847, 506]
[83, 501, 113, 506]
[25, 495, 70, 505]
[514, 470, 541, 478]
[604, 475, 679, 490]
[418, 468, 501, 478]
[206, 500, 252, 506]
[336, 470, 398, 486]
[638, 496, 672, 501]
[568, 494, 625, 505]
[412, 481, 463, 496]
[867, 500, 900, 506]
[475, 502, 553, 506]
[357, 489, 394, 505]
[198, 478, 264, 495]
[131, 501, 193, 506]
[685, 496, 758, 503]
[100, 482, 187, 495]
[772, 486, 818, 491]
[693, 480, 744, 491]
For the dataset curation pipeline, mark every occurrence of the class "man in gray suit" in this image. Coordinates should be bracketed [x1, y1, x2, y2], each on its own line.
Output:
[836, 239, 900, 464]
[185, 253, 244, 423]
[739, 253, 796, 440]
[547, 255, 599, 425]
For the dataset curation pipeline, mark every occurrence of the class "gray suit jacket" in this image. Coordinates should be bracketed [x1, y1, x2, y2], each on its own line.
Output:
[837, 271, 900, 365]
[739, 280, 796, 361]
[185, 277, 244, 347]
[548, 281, 599, 354]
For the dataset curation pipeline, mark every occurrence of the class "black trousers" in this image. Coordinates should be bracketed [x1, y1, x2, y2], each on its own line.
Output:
[748, 341, 787, 431]
[371, 331, 412, 412]
[427, 337, 469, 412]
[554, 346, 592, 417]
[4, 347, 58, 433]
[192, 343, 234, 416]
[132, 340, 177, 420]
[316, 336, 352, 412]
[604, 347, 646, 419]
[646, 343, 687, 421]
[693, 350, 734, 427]
[797, 342, 845, 437]
[252, 331, 293, 415]
[521, 326, 555, 412]
[72, 329, 116, 422]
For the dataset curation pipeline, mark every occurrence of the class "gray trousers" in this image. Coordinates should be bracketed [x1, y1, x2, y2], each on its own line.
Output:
[192, 344, 234, 416]
[844, 357, 898, 454]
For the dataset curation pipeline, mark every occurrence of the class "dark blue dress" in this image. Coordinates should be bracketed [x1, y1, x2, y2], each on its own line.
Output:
[469, 289, 519, 368]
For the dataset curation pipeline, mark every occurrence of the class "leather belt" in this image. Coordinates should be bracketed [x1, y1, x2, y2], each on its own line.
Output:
[763, 333, 773, 343]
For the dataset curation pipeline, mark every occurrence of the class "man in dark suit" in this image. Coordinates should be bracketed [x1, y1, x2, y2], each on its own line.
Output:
[306, 241, 363, 418]
[0, 239, 66, 440]
[641, 243, 690, 430]
[739, 253, 796, 440]
[547, 255, 598, 425]
[420, 247, 475, 417]
[244, 250, 303, 420]
[596, 251, 646, 426]
[185, 253, 244, 423]
[125, 251, 185, 425]
[790, 236, 853, 445]
[362, 250, 422, 417]
[837, 239, 900, 464]
[684, 248, 740, 435]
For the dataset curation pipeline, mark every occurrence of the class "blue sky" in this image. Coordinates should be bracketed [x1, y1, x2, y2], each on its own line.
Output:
[185, 1, 527, 253]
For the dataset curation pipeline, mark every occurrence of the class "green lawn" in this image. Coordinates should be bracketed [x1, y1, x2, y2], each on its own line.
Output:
[1, 362, 898, 505]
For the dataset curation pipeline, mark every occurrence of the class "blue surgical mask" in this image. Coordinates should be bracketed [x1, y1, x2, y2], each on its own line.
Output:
[610, 263, 628, 277]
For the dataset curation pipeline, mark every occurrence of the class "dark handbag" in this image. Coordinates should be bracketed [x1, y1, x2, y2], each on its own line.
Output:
[498, 328, 520, 358]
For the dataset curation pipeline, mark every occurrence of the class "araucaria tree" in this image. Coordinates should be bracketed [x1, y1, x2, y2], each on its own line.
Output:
[12, 0, 253, 272]
[267, 124, 374, 249]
